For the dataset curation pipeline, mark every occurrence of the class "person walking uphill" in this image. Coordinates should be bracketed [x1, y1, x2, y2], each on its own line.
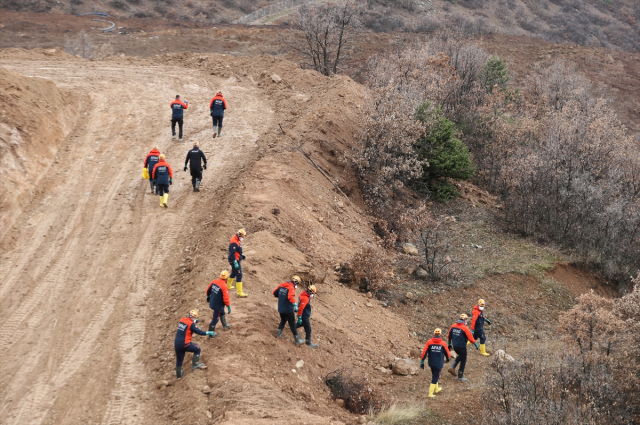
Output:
[420, 328, 450, 399]
[273, 275, 305, 346]
[206, 270, 231, 338]
[174, 309, 215, 379]
[209, 91, 227, 138]
[170, 95, 188, 141]
[297, 285, 318, 348]
[152, 154, 173, 208]
[143, 145, 161, 194]
[228, 229, 247, 297]
[471, 298, 492, 356]
[447, 313, 478, 382]
[184, 141, 207, 192]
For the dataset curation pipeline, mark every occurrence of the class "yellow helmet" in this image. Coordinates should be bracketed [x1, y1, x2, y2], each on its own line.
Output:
[220, 270, 229, 280]
[460, 313, 469, 321]
[189, 309, 199, 319]
[292, 275, 301, 285]
[153, 145, 159, 150]
[478, 299, 485, 307]
[160, 153, 166, 160]
[193, 141, 199, 147]
[308, 285, 317, 294]
[237, 229, 247, 238]
[434, 328, 442, 336]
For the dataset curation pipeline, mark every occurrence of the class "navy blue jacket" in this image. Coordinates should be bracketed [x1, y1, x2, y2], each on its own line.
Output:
[170, 99, 188, 119]
[206, 278, 230, 310]
[448, 321, 476, 348]
[209, 95, 227, 117]
[144, 149, 160, 172]
[421, 337, 450, 369]
[228, 234, 243, 263]
[273, 281, 296, 314]
[174, 317, 206, 348]
[152, 161, 173, 185]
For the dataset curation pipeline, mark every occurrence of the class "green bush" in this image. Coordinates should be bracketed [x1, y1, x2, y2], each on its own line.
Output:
[431, 179, 458, 203]
[480, 55, 510, 93]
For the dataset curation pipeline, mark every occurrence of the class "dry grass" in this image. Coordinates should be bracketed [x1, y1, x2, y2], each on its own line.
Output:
[372, 404, 423, 424]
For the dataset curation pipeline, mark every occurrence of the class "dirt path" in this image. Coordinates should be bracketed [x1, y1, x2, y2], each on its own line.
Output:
[0, 57, 272, 425]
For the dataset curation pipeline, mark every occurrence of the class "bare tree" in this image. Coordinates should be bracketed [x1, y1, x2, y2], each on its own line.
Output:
[287, 0, 364, 76]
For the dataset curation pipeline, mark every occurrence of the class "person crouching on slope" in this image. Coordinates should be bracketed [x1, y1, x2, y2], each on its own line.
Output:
[170, 94, 188, 141]
[297, 285, 318, 348]
[228, 229, 247, 297]
[421, 328, 450, 398]
[152, 153, 173, 208]
[447, 313, 478, 382]
[174, 309, 215, 379]
[206, 270, 232, 338]
[471, 298, 492, 356]
[143, 145, 161, 194]
[273, 275, 305, 346]
[209, 91, 227, 138]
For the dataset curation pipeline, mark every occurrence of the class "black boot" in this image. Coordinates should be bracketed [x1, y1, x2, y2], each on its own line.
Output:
[195, 179, 201, 192]
[294, 334, 306, 346]
[448, 358, 459, 376]
[458, 369, 468, 382]
[208, 321, 218, 338]
[305, 335, 318, 348]
[220, 315, 231, 331]
[192, 353, 206, 370]
[176, 366, 183, 379]
[276, 328, 283, 338]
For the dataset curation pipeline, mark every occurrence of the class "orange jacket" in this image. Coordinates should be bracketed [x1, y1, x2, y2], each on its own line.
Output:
[209, 94, 228, 110]
[421, 337, 450, 368]
[228, 234, 242, 262]
[206, 278, 230, 309]
[298, 290, 311, 317]
[471, 304, 484, 331]
[448, 321, 476, 347]
[144, 148, 161, 168]
[152, 159, 173, 183]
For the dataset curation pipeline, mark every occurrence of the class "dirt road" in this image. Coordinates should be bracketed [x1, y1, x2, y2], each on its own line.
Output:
[0, 55, 272, 425]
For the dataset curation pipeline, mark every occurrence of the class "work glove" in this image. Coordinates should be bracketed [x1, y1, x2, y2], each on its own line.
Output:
[206, 331, 214, 336]
[445, 357, 450, 363]
[169, 178, 173, 185]
[297, 317, 303, 327]
[152, 180, 156, 185]
[474, 342, 480, 349]
[203, 163, 207, 170]
[232, 260, 239, 269]
[226, 306, 231, 314]
[420, 360, 425, 370]
[241, 254, 246, 260]
[448, 345, 452, 351]
[206, 295, 210, 302]
[184, 165, 188, 172]
[485, 318, 492, 325]
[294, 303, 298, 313]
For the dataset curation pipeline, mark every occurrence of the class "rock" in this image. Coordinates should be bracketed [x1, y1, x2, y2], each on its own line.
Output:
[257, 357, 265, 366]
[392, 358, 419, 376]
[318, 216, 324, 222]
[493, 349, 515, 364]
[378, 366, 392, 375]
[444, 255, 452, 264]
[405, 292, 413, 300]
[409, 348, 421, 358]
[156, 380, 169, 389]
[402, 243, 419, 255]
[415, 268, 428, 277]
[335, 398, 345, 408]
[358, 416, 368, 424]
[366, 291, 372, 298]
[202, 385, 212, 394]
[279, 238, 285, 243]
[337, 201, 344, 208]
[367, 422, 376, 425]
[206, 410, 213, 419]
[271, 74, 282, 83]
[272, 207, 280, 215]
[296, 360, 304, 369]
[366, 302, 373, 308]
[292, 369, 297, 373]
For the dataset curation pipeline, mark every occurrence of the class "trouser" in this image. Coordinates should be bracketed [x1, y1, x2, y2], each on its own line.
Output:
[190, 168, 202, 187]
[278, 312, 297, 336]
[210, 309, 225, 327]
[175, 342, 200, 367]
[157, 184, 169, 196]
[473, 328, 486, 344]
[148, 172, 156, 193]
[451, 346, 468, 374]
[300, 315, 311, 339]
[230, 262, 242, 281]
[430, 367, 441, 384]
[212, 115, 223, 129]
[171, 118, 183, 138]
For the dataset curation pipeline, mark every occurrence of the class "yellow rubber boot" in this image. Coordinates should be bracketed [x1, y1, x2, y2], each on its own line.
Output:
[236, 281, 247, 298]
[163, 194, 169, 208]
[435, 383, 442, 394]
[428, 383, 436, 398]
[480, 344, 490, 356]
[227, 278, 236, 290]
[159, 196, 164, 207]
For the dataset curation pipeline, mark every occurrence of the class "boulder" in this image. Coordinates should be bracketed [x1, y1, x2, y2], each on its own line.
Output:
[409, 348, 422, 358]
[271, 74, 282, 83]
[335, 398, 345, 408]
[493, 349, 515, 364]
[392, 358, 419, 376]
[415, 268, 428, 278]
[202, 385, 212, 394]
[402, 244, 419, 255]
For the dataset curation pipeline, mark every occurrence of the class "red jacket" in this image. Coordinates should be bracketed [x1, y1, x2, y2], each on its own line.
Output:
[298, 290, 311, 317]
[174, 316, 206, 347]
[152, 159, 173, 184]
[144, 148, 161, 167]
[228, 234, 242, 262]
[209, 94, 228, 110]
[206, 278, 230, 309]
[421, 337, 450, 368]
[448, 321, 476, 347]
[273, 281, 296, 314]
[471, 304, 484, 331]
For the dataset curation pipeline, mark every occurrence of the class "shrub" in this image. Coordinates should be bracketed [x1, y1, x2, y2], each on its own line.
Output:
[431, 179, 458, 203]
[325, 368, 388, 414]
[479, 55, 510, 93]
[347, 245, 393, 293]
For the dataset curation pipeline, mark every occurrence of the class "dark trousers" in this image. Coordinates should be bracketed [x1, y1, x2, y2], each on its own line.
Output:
[473, 328, 486, 344]
[451, 346, 468, 374]
[301, 316, 311, 338]
[171, 118, 183, 138]
[278, 312, 297, 336]
[430, 367, 441, 384]
[157, 184, 169, 196]
[175, 342, 200, 367]
[210, 309, 225, 328]
[230, 262, 242, 281]
[190, 168, 202, 187]
[148, 174, 156, 193]
[212, 115, 223, 129]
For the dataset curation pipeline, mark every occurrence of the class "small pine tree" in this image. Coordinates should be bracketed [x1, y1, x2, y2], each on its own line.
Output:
[480, 55, 509, 93]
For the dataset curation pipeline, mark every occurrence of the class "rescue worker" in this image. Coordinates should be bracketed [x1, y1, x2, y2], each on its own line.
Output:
[206, 270, 232, 338]
[420, 328, 450, 398]
[143, 145, 161, 194]
[152, 153, 173, 208]
[228, 229, 247, 297]
[297, 285, 318, 348]
[447, 313, 478, 382]
[174, 309, 215, 379]
[184, 141, 207, 192]
[471, 298, 492, 356]
[170, 94, 188, 141]
[273, 275, 305, 346]
[209, 91, 227, 138]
